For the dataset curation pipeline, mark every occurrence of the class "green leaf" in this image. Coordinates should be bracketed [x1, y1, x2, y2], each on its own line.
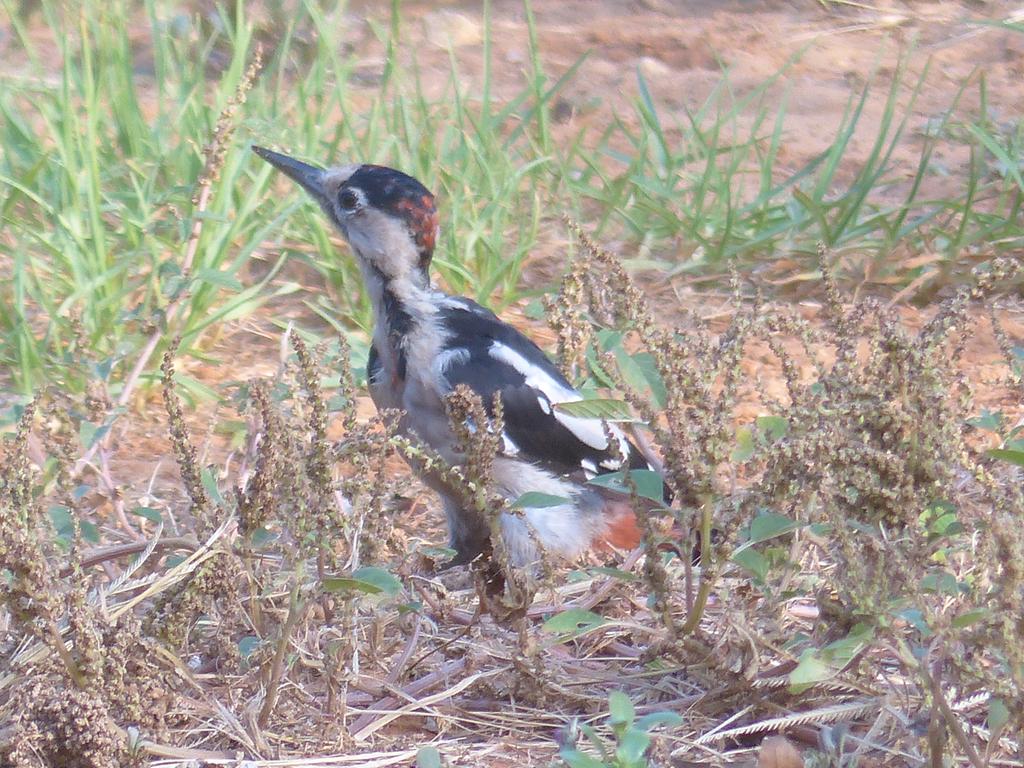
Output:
[967, 409, 1004, 431]
[80, 520, 100, 544]
[920, 500, 961, 538]
[588, 469, 664, 503]
[323, 566, 402, 598]
[238, 636, 261, 658]
[732, 426, 755, 461]
[629, 352, 668, 409]
[250, 526, 275, 547]
[322, 577, 377, 595]
[635, 711, 684, 732]
[789, 651, 833, 693]
[194, 267, 244, 291]
[200, 467, 225, 507]
[49, 505, 74, 539]
[419, 545, 457, 562]
[988, 698, 1010, 734]
[511, 491, 570, 509]
[553, 398, 635, 421]
[557, 749, 606, 768]
[49, 506, 98, 543]
[610, 348, 667, 409]
[952, 607, 989, 629]
[523, 298, 547, 320]
[585, 345, 617, 388]
[920, 570, 966, 596]
[542, 608, 607, 640]
[415, 746, 443, 768]
[732, 548, 769, 581]
[988, 448, 1024, 467]
[353, 566, 403, 596]
[130, 506, 162, 524]
[747, 512, 800, 543]
[790, 624, 873, 693]
[756, 415, 789, 442]
[612, 347, 655, 400]
[173, 373, 222, 404]
[607, 690, 635, 730]
[899, 608, 931, 636]
[822, 623, 874, 666]
[78, 420, 110, 449]
[579, 724, 609, 758]
[616, 729, 651, 765]
[597, 329, 624, 351]
[588, 566, 638, 582]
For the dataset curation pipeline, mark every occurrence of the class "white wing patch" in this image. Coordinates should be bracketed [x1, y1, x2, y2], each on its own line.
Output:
[434, 346, 470, 383]
[439, 295, 491, 316]
[488, 340, 631, 458]
[501, 433, 520, 456]
[488, 342, 578, 400]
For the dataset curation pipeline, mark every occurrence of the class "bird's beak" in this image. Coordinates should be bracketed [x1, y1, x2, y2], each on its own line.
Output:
[252, 145, 327, 202]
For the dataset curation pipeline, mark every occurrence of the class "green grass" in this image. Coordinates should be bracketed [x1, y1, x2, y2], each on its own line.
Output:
[0, 0, 573, 394]
[1, 0, 1022, 395]
[564, 52, 1024, 282]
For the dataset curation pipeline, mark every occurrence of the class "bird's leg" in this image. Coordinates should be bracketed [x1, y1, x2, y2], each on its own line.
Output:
[439, 494, 491, 568]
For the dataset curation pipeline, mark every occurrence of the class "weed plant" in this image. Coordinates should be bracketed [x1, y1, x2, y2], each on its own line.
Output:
[545, 230, 1023, 765]
[1, 226, 1021, 765]
[1, 1, 1023, 765]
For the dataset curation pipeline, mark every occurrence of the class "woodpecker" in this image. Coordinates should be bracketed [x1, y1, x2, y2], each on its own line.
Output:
[253, 146, 660, 567]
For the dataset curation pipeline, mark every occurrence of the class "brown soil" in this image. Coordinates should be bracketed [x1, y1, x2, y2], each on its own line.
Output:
[56, 0, 1020, 489]
[356, 0, 1024, 203]
[3, 1, 1024, 764]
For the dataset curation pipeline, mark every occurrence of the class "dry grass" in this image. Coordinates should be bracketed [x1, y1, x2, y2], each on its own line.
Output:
[4, 2, 1024, 766]
[1, 227, 1022, 767]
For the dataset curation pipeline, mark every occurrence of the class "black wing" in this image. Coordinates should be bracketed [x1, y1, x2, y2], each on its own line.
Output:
[435, 297, 647, 477]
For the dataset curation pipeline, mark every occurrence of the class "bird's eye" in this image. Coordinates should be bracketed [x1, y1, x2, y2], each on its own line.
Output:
[338, 189, 360, 211]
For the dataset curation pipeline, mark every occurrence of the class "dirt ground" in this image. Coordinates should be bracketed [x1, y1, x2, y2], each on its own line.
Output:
[84, 0, 1024, 496]
[356, 0, 1024, 201]
[3, 2, 1024, 764]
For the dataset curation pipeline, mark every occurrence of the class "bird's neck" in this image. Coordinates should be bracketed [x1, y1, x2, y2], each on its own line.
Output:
[360, 259, 435, 323]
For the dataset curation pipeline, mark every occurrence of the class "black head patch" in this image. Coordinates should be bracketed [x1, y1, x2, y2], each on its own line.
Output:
[344, 165, 439, 267]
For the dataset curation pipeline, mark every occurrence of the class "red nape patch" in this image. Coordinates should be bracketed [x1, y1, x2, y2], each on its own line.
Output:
[597, 504, 642, 551]
[395, 196, 438, 260]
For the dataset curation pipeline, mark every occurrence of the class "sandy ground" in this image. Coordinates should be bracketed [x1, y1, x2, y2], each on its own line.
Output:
[348, 0, 1024, 201]
[2, 3, 1024, 763]
[7, 0, 1020, 521]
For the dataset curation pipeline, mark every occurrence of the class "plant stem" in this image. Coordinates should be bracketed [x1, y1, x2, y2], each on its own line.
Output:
[680, 495, 715, 635]
[258, 572, 309, 727]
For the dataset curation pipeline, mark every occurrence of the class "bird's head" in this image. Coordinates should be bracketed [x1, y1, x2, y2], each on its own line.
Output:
[253, 146, 439, 285]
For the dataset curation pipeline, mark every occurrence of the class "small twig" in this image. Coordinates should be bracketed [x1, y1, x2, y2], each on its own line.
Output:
[64, 536, 199, 576]
[351, 665, 506, 741]
[258, 575, 310, 727]
[901, 638, 986, 768]
[348, 658, 471, 735]
[384, 615, 422, 686]
[45, 615, 86, 689]
[680, 494, 715, 635]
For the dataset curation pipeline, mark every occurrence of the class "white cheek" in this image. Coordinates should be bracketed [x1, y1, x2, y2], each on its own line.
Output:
[347, 225, 380, 258]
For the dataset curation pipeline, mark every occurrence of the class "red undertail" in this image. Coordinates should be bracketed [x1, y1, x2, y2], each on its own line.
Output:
[596, 501, 643, 551]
